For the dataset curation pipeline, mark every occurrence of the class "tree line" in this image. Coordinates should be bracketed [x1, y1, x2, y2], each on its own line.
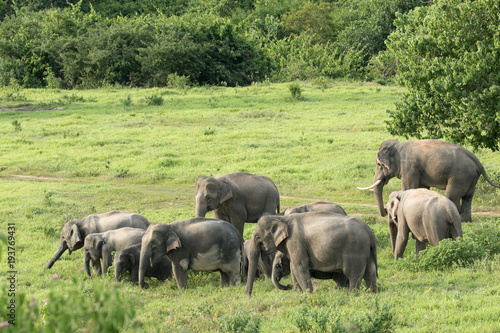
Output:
[0, 0, 424, 88]
[1, 0, 499, 151]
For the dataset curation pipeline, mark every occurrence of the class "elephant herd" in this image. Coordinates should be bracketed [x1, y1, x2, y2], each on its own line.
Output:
[46, 139, 500, 295]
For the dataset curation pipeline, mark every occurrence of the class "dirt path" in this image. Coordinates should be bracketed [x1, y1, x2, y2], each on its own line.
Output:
[5, 175, 500, 217]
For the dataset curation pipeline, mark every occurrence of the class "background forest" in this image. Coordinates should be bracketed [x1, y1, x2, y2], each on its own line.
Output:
[0, 0, 424, 88]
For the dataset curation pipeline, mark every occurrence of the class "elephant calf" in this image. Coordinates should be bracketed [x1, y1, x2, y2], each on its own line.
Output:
[83, 227, 146, 276]
[246, 212, 378, 295]
[283, 201, 347, 216]
[139, 218, 244, 289]
[243, 239, 274, 279]
[385, 189, 463, 259]
[114, 244, 172, 284]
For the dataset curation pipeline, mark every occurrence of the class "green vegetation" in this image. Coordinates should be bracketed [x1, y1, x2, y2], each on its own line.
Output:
[0, 83, 500, 331]
[385, 0, 500, 151]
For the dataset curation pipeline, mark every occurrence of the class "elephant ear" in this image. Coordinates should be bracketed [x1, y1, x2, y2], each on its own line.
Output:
[376, 146, 392, 169]
[165, 230, 181, 253]
[92, 236, 105, 250]
[272, 220, 289, 248]
[69, 224, 82, 248]
[391, 197, 400, 221]
[218, 181, 233, 204]
[129, 252, 136, 265]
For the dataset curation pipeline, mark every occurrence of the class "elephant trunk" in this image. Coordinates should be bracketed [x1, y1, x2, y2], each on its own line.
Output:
[272, 256, 291, 290]
[373, 181, 387, 217]
[138, 246, 152, 289]
[245, 237, 260, 296]
[84, 250, 91, 276]
[46, 240, 68, 269]
[114, 263, 122, 282]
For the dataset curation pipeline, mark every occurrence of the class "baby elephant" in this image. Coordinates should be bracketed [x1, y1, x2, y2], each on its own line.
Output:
[243, 239, 274, 279]
[84, 227, 146, 276]
[385, 189, 463, 259]
[114, 244, 172, 284]
[283, 201, 347, 216]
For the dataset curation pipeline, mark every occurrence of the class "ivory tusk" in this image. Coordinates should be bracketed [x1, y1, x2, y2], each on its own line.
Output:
[357, 179, 382, 190]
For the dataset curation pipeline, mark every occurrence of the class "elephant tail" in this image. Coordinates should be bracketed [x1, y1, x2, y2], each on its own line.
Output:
[479, 164, 500, 189]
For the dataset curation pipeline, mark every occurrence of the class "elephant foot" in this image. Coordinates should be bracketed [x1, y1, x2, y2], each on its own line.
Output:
[460, 213, 472, 222]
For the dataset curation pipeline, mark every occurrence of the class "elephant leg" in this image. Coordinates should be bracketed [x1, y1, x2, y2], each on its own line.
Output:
[220, 271, 230, 287]
[172, 263, 188, 289]
[415, 240, 427, 255]
[460, 193, 474, 222]
[290, 260, 313, 293]
[394, 220, 410, 259]
[363, 262, 378, 293]
[91, 259, 102, 276]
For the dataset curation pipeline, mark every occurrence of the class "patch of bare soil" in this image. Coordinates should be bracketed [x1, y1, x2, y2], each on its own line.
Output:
[0, 107, 64, 112]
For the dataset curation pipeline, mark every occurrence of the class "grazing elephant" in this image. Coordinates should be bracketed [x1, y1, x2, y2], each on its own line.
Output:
[359, 139, 500, 222]
[139, 218, 244, 289]
[114, 244, 172, 283]
[283, 201, 347, 216]
[46, 211, 150, 269]
[243, 239, 274, 279]
[385, 189, 463, 259]
[271, 251, 348, 290]
[246, 212, 377, 295]
[195, 172, 280, 236]
[83, 227, 146, 276]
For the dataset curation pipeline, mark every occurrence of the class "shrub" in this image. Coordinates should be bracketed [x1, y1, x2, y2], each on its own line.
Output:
[144, 94, 164, 106]
[288, 82, 302, 100]
[0, 279, 137, 332]
[219, 310, 261, 333]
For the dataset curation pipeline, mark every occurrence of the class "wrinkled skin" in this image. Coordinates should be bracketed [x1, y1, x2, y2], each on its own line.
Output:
[139, 218, 244, 289]
[243, 239, 274, 279]
[359, 139, 500, 222]
[114, 243, 172, 283]
[46, 211, 150, 269]
[283, 201, 347, 216]
[271, 251, 348, 290]
[246, 212, 377, 296]
[385, 189, 463, 259]
[195, 172, 280, 236]
[83, 228, 145, 276]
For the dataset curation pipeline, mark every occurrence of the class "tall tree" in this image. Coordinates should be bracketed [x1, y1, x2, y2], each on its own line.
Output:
[386, 0, 500, 151]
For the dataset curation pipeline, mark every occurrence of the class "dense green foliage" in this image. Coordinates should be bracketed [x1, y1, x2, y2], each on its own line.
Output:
[385, 0, 500, 151]
[0, 84, 500, 332]
[0, 0, 425, 88]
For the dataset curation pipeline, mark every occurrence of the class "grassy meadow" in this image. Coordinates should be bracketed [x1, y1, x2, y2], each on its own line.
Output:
[1, 82, 500, 332]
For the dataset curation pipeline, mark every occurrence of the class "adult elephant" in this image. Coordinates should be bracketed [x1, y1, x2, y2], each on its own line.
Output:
[385, 189, 462, 259]
[246, 212, 377, 295]
[283, 201, 347, 216]
[83, 227, 146, 276]
[195, 172, 280, 236]
[139, 218, 244, 289]
[359, 139, 500, 222]
[46, 211, 150, 269]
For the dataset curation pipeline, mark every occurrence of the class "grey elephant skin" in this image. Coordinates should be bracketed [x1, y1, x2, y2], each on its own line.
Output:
[246, 212, 377, 295]
[114, 243, 172, 283]
[271, 251, 348, 291]
[139, 218, 244, 289]
[84, 227, 146, 276]
[243, 239, 274, 279]
[195, 172, 280, 236]
[46, 211, 150, 269]
[360, 139, 500, 222]
[283, 201, 347, 216]
[385, 189, 462, 259]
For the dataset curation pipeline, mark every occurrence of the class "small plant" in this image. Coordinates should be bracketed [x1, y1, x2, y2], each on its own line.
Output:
[11, 120, 21, 132]
[145, 94, 164, 106]
[204, 127, 216, 135]
[288, 82, 302, 100]
[115, 169, 129, 178]
[167, 73, 190, 90]
[121, 95, 133, 107]
[219, 310, 261, 333]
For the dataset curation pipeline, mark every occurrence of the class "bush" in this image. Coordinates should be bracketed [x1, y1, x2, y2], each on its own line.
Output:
[0, 279, 137, 332]
[144, 95, 164, 106]
[397, 222, 500, 271]
[219, 310, 261, 333]
[288, 82, 302, 100]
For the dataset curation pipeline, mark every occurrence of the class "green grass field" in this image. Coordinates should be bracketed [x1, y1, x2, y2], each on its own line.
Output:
[1, 82, 500, 332]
